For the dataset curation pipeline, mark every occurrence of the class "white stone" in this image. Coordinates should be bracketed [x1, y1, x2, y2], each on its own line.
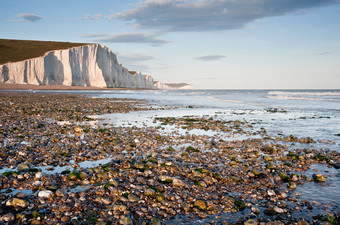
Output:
[251, 207, 260, 214]
[35, 172, 42, 179]
[32, 181, 41, 186]
[274, 206, 284, 213]
[101, 198, 112, 205]
[165, 162, 172, 166]
[267, 189, 275, 196]
[38, 190, 53, 198]
[280, 192, 287, 199]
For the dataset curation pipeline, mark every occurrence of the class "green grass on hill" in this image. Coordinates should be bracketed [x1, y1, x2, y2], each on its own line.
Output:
[0, 39, 90, 65]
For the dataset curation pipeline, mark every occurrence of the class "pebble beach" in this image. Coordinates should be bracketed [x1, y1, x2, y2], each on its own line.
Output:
[0, 91, 339, 225]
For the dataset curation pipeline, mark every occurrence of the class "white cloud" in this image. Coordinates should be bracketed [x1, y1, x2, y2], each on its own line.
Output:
[112, 0, 339, 31]
[80, 14, 106, 20]
[15, 13, 43, 22]
[317, 52, 331, 55]
[81, 33, 108, 38]
[92, 33, 169, 46]
[118, 53, 156, 71]
[119, 53, 156, 62]
[195, 54, 226, 61]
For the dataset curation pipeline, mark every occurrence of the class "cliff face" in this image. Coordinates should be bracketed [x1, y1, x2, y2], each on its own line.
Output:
[0, 44, 154, 89]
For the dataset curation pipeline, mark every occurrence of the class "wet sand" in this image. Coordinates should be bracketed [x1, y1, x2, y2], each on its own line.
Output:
[0, 92, 338, 225]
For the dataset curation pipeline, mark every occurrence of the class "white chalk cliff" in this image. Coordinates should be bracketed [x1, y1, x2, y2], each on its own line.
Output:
[0, 44, 155, 89]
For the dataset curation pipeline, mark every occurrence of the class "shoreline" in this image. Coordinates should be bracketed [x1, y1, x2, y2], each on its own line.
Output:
[0, 92, 338, 224]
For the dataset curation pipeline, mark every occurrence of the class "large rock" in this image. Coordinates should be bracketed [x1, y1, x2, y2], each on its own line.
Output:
[17, 162, 30, 171]
[194, 199, 207, 210]
[144, 188, 156, 197]
[38, 190, 53, 198]
[274, 206, 284, 214]
[128, 193, 139, 202]
[244, 219, 258, 225]
[6, 198, 28, 208]
[119, 216, 132, 225]
[172, 178, 186, 187]
[313, 174, 326, 182]
[0, 213, 15, 222]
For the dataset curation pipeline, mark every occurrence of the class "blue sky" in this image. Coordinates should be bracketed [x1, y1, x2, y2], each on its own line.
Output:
[1, 0, 340, 89]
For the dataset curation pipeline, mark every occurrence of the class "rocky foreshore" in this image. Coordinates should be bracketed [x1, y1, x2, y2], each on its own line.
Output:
[0, 92, 339, 225]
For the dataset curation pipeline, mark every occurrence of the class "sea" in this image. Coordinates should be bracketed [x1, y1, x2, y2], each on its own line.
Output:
[42, 89, 340, 148]
[18, 88, 340, 150]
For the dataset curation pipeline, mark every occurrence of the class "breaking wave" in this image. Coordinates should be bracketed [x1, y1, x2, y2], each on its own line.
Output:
[268, 91, 340, 96]
[267, 91, 340, 102]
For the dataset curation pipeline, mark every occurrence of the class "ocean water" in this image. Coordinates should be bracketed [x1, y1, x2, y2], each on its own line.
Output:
[82, 89, 340, 150]
[16, 88, 340, 148]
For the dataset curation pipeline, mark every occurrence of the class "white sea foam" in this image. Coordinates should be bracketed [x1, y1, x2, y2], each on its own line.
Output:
[206, 96, 245, 104]
[267, 91, 340, 102]
[268, 91, 340, 96]
[189, 91, 207, 95]
[267, 95, 340, 102]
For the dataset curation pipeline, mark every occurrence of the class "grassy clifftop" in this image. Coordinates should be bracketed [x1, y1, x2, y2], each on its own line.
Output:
[0, 39, 90, 65]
